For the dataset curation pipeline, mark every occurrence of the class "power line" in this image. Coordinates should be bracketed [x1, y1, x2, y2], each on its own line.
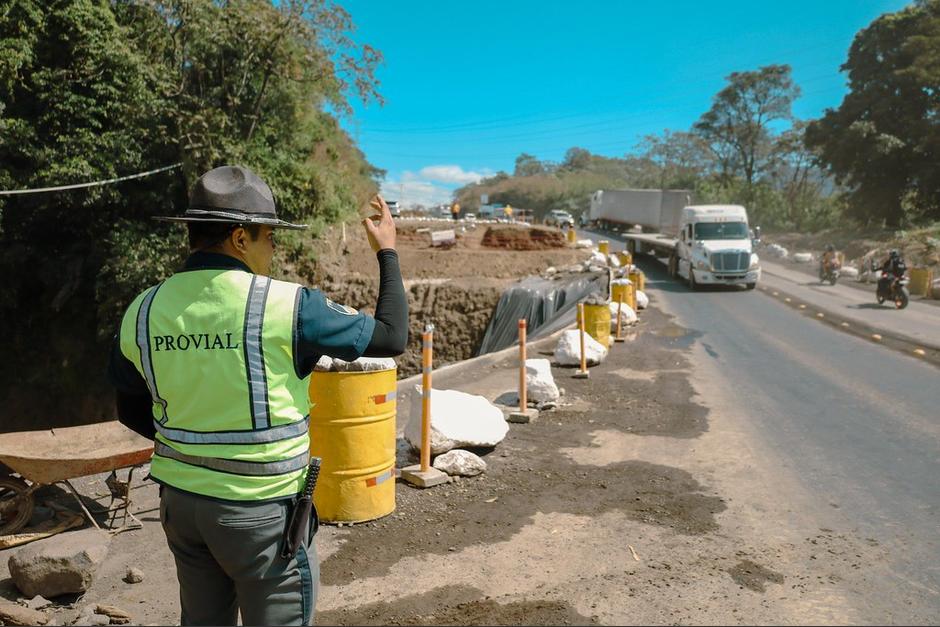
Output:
[0, 162, 182, 196]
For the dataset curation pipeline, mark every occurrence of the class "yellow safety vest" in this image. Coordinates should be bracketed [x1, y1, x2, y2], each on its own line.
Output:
[119, 269, 310, 501]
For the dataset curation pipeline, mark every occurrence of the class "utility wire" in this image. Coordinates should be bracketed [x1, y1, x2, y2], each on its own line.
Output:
[0, 162, 182, 196]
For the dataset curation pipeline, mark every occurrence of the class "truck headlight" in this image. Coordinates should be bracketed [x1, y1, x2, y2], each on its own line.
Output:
[749, 254, 760, 270]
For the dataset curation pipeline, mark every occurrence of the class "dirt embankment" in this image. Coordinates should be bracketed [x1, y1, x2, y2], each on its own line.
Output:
[290, 220, 585, 376]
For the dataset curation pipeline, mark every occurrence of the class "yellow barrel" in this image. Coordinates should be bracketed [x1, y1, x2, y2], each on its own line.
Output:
[611, 282, 636, 311]
[629, 270, 645, 292]
[566, 228, 577, 244]
[909, 267, 932, 297]
[598, 240, 610, 255]
[617, 251, 632, 267]
[309, 368, 397, 523]
[583, 303, 611, 347]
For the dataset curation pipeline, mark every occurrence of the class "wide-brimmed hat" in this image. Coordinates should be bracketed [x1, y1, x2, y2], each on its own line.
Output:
[154, 165, 307, 230]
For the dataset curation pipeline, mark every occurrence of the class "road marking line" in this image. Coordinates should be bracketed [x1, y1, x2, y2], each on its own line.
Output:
[914, 348, 926, 356]
[872, 334, 882, 341]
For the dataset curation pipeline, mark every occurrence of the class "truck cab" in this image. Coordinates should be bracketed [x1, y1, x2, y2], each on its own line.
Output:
[672, 205, 761, 290]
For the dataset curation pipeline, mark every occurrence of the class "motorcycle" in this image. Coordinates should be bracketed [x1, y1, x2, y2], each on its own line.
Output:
[876, 272, 910, 309]
[819, 259, 841, 285]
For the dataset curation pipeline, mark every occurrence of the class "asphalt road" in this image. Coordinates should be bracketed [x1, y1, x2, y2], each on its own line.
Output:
[586, 231, 940, 620]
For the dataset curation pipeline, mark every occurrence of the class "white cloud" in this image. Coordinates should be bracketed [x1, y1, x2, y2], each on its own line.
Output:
[418, 165, 485, 185]
[380, 178, 453, 208]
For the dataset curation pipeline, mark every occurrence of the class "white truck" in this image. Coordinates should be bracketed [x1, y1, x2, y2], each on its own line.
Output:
[589, 189, 761, 290]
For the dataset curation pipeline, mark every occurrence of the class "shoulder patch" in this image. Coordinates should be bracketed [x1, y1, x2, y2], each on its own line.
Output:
[326, 298, 358, 316]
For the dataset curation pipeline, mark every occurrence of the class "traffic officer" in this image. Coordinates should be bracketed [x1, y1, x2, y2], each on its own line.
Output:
[107, 165, 408, 625]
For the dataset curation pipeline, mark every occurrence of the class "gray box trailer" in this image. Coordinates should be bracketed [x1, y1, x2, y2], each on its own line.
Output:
[588, 189, 692, 237]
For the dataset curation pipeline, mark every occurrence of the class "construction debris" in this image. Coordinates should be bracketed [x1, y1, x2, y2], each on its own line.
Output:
[405, 387, 508, 454]
[8, 529, 110, 598]
[432, 450, 487, 477]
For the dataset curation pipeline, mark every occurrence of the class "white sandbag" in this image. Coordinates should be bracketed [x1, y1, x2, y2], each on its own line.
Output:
[525, 358, 559, 402]
[635, 289, 649, 309]
[793, 252, 813, 263]
[553, 329, 608, 366]
[840, 266, 859, 279]
[406, 387, 508, 455]
[330, 356, 397, 372]
[608, 301, 637, 328]
[608, 254, 621, 268]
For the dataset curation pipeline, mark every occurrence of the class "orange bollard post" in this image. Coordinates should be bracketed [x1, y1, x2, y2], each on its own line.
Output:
[420, 325, 433, 472]
[573, 303, 590, 379]
[508, 319, 539, 423]
[401, 324, 447, 488]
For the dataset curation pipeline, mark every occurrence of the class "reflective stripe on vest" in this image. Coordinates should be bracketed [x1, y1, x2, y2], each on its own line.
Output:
[136, 283, 168, 424]
[153, 415, 310, 445]
[154, 441, 309, 476]
[244, 275, 271, 429]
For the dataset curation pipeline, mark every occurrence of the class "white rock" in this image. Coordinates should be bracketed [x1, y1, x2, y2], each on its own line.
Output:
[611, 277, 632, 287]
[840, 266, 859, 279]
[793, 252, 813, 263]
[553, 329, 608, 366]
[587, 264, 606, 273]
[588, 251, 607, 265]
[608, 254, 621, 268]
[575, 239, 594, 249]
[406, 387, 508, 455]
[765, 243, 789, 258]
[313, 355, 333, 371]
[608, 301, 637, 327]
[524, 358, 559, 402]
[635, 290, 649, 309]
[432, 449, 487, 476]
[544, 266, 557, 276]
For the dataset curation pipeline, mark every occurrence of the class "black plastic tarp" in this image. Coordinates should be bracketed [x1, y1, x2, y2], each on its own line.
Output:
[475, 270, 610, 356]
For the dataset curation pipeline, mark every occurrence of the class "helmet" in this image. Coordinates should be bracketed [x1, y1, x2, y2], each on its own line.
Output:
[889, 249, 900, 259]
[825, 244, 834, 252]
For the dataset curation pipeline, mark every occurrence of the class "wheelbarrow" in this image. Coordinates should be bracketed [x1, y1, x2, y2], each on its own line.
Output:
[0, 421, 153, 536]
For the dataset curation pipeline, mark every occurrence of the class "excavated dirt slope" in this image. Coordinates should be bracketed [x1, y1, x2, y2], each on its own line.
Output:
[286, 220, 585, 376]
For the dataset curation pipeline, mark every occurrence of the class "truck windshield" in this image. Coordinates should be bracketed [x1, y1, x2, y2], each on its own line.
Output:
[694, 222, 749, 240]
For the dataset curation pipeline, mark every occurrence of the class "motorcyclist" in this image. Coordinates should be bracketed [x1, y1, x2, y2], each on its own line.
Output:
[878, 249, 907, 295]
[820, 244, 839, 279]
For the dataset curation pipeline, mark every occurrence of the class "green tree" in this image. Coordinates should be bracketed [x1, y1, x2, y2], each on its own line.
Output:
[0, 0, 382, 430]
[694, 64, 800, 190]
[637, 129, 710, 189]
[513, 152, 545, 177]
[805, 0, 940, 226]
[561, 146, 592, 170]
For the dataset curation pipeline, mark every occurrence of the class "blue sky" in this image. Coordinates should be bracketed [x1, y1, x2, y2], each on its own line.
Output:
[338, 0, 911, 208]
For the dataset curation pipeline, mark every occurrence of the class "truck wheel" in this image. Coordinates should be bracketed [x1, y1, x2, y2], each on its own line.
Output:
[746, 282, 756, 290]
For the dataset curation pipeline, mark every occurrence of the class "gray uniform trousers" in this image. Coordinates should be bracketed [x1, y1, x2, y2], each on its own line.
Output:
[159, 485, 318, 626]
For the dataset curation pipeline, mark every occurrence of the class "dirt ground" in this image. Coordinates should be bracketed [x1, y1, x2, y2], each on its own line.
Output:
[283, 220, 586, 376]
[0, 301, 893, 625]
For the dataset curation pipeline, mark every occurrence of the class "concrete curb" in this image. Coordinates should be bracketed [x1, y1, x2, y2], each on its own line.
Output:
[755, 281, 940, 367]
[393, 328, 569, 435]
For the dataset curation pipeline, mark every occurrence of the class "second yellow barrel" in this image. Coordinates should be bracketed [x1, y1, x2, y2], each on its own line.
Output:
[309, 368, 397, 523]
[583, 302, 612, 347]
[598, 240, 610, 255]
[611, 282, 636, 311]
[629, 270, 645, 292]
